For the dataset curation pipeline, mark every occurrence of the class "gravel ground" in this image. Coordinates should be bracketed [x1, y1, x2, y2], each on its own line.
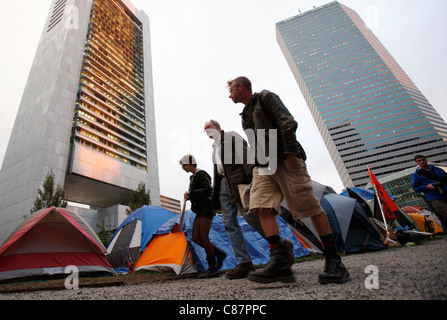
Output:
[1, 239, 446, 301]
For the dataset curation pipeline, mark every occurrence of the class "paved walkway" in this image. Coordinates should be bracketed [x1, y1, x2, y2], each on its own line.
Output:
[2, 239, 446, 301]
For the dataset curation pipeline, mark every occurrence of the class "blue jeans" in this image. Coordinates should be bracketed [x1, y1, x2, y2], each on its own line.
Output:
[220, 178, 265, 264]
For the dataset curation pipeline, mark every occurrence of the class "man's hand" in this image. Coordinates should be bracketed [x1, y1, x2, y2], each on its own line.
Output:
[427, 184, 436, 190]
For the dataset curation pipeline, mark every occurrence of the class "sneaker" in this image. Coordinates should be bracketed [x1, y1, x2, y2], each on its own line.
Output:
[246, 247, 296, 284]
[225, 262, 256, 280]
[318, 256, 350, 284]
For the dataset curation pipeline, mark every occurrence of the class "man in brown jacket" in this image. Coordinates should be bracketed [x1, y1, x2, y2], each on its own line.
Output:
[204, 120, 264, 279]
[227, 76, 350, 284]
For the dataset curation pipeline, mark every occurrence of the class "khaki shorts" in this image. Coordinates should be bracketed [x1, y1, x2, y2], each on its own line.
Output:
[249, 159, 323, 220]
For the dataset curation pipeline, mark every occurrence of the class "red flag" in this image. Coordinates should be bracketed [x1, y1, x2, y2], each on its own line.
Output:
[368, 166, 398, 224]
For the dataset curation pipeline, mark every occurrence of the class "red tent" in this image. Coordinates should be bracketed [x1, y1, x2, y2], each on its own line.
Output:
[0, 207, 113, 282]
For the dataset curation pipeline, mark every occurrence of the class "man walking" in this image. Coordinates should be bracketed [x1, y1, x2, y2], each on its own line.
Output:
[227, 76, 350, 284]
[204, 119, 264, 279]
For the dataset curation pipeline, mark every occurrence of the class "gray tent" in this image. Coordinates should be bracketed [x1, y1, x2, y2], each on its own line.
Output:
[281, 181, 386, 253]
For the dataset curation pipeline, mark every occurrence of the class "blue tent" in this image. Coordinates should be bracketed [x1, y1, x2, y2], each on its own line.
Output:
[341, 187, 397, 201]
[282, 182, 386, 254]
[156, 210, 311, 272]
[319, 194, 354, 252]
[322, 193, 385, 253]
[106, 206, 177, 273]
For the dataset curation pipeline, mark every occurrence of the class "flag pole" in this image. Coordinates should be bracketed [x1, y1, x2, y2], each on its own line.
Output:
[371, 181, 390, 239]
[368, 166, 393, 241]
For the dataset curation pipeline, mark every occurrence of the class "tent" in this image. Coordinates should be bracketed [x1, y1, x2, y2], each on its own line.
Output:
[401, 206, 443, 234]
[0, 207, 113, 282]
[134, 230, 198, 275]
[134, 209, 312, 275]
[282, 181, 386, 253]
[311, 194, 385, 253]
[344, 187, 420, 231]
[106, 205, 177, 273]
[340, 187, 397, 201]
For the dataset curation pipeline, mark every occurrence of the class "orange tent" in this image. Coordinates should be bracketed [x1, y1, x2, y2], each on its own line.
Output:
[402, 206, 444, 234]
[134, 231, 197, 275]
[132, 209, 312, 275]
[406, 213, 443, 234]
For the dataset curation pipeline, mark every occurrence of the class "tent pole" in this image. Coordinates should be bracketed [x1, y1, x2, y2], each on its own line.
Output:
[178, 198, 187, 232]
[362, 234, 370, 252]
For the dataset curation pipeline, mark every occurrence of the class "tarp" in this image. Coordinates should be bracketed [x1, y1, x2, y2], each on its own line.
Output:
[106, 206, 177, 273]
[0, 207, 113, 282]
[136, 209, 311, 273]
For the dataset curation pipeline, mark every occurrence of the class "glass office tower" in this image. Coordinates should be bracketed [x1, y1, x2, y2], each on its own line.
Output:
[276, 1, 447, 188]
[0, 0, 160, 244]
[73, 0, 147, 172]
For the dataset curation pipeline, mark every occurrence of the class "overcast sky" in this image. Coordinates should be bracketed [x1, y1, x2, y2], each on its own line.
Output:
[0, 0, 446, 203]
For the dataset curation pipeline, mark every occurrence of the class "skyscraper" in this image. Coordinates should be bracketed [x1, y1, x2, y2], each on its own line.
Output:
[276, 1, 447, 188]
[0, 0, 160, 244]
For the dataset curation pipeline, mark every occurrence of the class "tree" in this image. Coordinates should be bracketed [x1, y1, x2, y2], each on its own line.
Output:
[125, 181, 151, 215]
[31, 170, 68, 213]
[96, 220, 113, 247]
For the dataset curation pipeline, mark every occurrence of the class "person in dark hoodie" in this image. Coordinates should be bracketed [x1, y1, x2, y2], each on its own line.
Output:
[180, 154, 226, 278]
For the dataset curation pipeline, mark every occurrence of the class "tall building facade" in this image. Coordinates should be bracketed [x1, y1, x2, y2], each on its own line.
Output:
[276, 1, 447, 188]
[0, 0, 160, 244]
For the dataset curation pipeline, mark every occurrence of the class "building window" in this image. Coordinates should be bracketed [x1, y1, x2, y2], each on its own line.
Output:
[47, 0, 67, 32]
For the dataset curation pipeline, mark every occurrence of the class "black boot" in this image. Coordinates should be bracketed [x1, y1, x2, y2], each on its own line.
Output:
[247, 245, 295, 284]
[212, 245, 227, 270]
[199, 255, 220, 279]
[318, 256, 350, 284]
[282, 238, 295, 267]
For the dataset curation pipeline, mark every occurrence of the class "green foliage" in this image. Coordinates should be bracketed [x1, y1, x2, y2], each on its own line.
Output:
[96, 220, 113, 247]
[31, 170, 67, 213]
[125, 181, 151, 215]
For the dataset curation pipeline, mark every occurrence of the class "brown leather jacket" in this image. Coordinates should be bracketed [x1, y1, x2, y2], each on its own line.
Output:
[240, 90, 306, 164]
[211, 130, 253, 210]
